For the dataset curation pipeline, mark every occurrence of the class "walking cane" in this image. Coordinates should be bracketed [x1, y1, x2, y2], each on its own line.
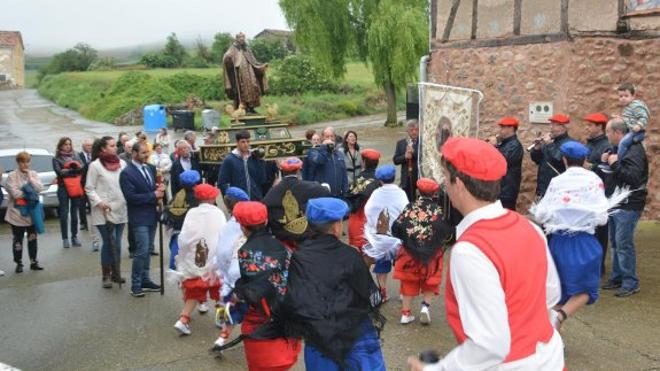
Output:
[156, 171, 165, 295]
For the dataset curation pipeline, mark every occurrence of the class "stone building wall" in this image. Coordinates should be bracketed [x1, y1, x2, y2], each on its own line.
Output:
[427, 37, 659, 219]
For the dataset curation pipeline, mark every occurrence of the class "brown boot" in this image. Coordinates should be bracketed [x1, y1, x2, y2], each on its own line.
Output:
[102, 266, 112, 289]
[110, 266, 125, 285]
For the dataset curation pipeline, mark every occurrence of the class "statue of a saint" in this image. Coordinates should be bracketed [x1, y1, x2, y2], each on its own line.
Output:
[223, 32, 269, 114]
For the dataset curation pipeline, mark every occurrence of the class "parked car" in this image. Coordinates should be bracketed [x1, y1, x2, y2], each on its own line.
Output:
[0, 148, 59, 213]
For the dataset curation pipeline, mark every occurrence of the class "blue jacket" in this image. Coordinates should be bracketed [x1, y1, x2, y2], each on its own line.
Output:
[307, 145, 348, 197]
[120, 162, 159, 227]
[218, 150, 267, 201]
[17, 183, 45, 234]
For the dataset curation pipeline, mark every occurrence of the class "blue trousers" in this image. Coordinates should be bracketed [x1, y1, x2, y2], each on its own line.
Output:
[304, 321, 385, 371]
[131, 224, 156, 292]
[96, 223, 124, 266]
[609, 210, 642, 290]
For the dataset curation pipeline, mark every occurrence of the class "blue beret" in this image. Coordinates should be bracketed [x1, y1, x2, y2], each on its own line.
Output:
[306, 197, 349, 224]
[226, 187, 249, 201]
[375, 164, 396, 181]
[179, 170, 201, 187]
[560, 141, 590, 160]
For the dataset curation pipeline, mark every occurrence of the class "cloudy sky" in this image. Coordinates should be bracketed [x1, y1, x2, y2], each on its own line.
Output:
[3, 0, 289, 55]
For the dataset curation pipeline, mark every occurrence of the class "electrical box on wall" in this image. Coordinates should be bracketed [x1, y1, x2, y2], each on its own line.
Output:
[529, 102, 553, 123]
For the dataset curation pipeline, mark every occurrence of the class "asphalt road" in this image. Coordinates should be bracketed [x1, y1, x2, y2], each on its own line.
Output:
[1, 89, 659, 371]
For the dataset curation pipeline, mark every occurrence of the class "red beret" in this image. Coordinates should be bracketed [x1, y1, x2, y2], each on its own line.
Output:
[193, 184, 220, 201]
[583, 112, 608, 125]
[497, 117, 519, 127]
[441, 137, 507, 181]
[417, 178, 440, 194]
[233, 201, 268, 226]
[548, 114, 570, 124]
[279, 157, 303, 172]
[361, 148, 381, 161]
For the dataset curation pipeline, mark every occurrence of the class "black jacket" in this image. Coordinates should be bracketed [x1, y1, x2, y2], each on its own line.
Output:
[611, 142, 648, 211]
[78, 151, 92, 187]
[496, 135, 523, 204]
[218, 151, 267, 201]
[282, 234, 384, 365]
[393, 137, 419, 197]
[170, 157, 200, 197]
[261, 175, 330, 244]
[346, 169, 380, 213]
[530, 132, 572, 197]
[586, 134, 615, 197]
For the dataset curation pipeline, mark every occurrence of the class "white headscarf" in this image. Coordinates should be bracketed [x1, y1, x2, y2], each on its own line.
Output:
[363, 183, 409, 259]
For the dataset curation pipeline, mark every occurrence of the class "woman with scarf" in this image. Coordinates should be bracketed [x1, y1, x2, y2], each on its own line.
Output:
[85, 136, 128, 289]
[339, 130, 362, 187]
[5, 151, 45, 273]
[391, 178, 454, 325]
[53, 137, 84, 248]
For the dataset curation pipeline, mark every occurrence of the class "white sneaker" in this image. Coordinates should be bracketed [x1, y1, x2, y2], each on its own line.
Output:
[214, 336, 225, 348]
[174, 320, 191, 335]
[0, 269, 5, 276]
[420, 305, 431, 325]
[198, 303, 209, 314]
[400, 313, 416, 324]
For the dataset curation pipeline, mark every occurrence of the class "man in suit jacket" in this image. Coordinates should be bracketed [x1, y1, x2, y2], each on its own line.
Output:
[170, 141, 201, 197]
[120, 142, 166, 297]
[393, 120, 420, 201]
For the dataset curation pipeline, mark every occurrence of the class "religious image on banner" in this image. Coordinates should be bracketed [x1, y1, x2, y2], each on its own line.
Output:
[418, 83, 483, 184]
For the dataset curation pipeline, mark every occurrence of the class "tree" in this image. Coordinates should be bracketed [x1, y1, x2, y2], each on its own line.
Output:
[37, 43, 98, 81]
[163, 33, 187, 67]
[250, 38, 289, 63]
[279, 0, 428, 124]
[210, 32, 234, 62]
[194, 36, 212, 63]
[368, 1, 427, 124]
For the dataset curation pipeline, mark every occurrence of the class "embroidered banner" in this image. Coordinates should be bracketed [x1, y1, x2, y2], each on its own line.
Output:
[418, 83, 483, 184]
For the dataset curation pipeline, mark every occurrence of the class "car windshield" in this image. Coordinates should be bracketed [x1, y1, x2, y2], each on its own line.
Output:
[0, 154, 53, 173]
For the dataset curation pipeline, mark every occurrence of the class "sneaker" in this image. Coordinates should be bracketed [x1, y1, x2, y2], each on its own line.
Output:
[15, 264, 23, 273]
[150, 251, 159, 256]
[0, 269, 5, 276]
[198, 303, 210, 314]
[130, 289, 145, 298]
[615, 287, 640, 298]
[142, 281, 161, 292]
[213, 336, 225, 348]
[602, 281, 622, 290]
[420, 305, 431, 325]
[63, 239, 71, 248]
[174, 320, 191, 335]
[30, 262, 44, 271]
[71, 236, 82, 247]
[91, 241, 100, 252]
[400, 312, 416, 324]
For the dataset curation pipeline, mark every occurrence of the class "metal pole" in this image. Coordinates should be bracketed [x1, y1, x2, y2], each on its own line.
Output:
[159, 210, 164, 295]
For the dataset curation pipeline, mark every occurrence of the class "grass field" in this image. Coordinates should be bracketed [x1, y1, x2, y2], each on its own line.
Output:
[36, 62, 405, 126]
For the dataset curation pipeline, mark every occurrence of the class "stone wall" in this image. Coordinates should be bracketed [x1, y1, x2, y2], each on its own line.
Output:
[427, 37, 659, 219]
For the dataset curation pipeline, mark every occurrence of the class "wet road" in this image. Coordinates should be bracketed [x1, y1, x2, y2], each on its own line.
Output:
[1, 89, 660, 370]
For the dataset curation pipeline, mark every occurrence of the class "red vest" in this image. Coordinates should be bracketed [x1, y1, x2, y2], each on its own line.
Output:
[445, 211, 553, 363]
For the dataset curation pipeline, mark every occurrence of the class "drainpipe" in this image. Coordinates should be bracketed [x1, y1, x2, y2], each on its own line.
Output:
[419, 55, 430, 83]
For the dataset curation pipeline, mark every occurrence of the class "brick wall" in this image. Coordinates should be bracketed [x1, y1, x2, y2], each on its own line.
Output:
[428, 37, 659, 219]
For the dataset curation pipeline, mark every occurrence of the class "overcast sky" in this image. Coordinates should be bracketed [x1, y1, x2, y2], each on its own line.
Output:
[3, 0, 289, 55]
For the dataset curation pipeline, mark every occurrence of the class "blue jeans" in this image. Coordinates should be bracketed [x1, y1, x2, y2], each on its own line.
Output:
[131, 224, 156, 292]
[169, 232, 179, 270]
[97, 223, 124, 266]
[57, 186, 79, 240]
[617, 130, 645, 159]
[609, 209, 641, 290]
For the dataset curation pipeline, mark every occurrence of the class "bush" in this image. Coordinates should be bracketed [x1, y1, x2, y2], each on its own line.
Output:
[139, 53, 178, 68]
[38, 43, 98, 82]
[269, 54, 336, 95]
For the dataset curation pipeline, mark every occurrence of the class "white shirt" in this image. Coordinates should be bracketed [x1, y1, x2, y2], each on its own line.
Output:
[362, 183, 409, 259]
[426, 201, 564, 371]
[180, 157, 192, 171]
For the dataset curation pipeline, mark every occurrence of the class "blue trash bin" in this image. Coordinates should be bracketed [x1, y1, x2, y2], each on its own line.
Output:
[143, 104, 167, 133]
